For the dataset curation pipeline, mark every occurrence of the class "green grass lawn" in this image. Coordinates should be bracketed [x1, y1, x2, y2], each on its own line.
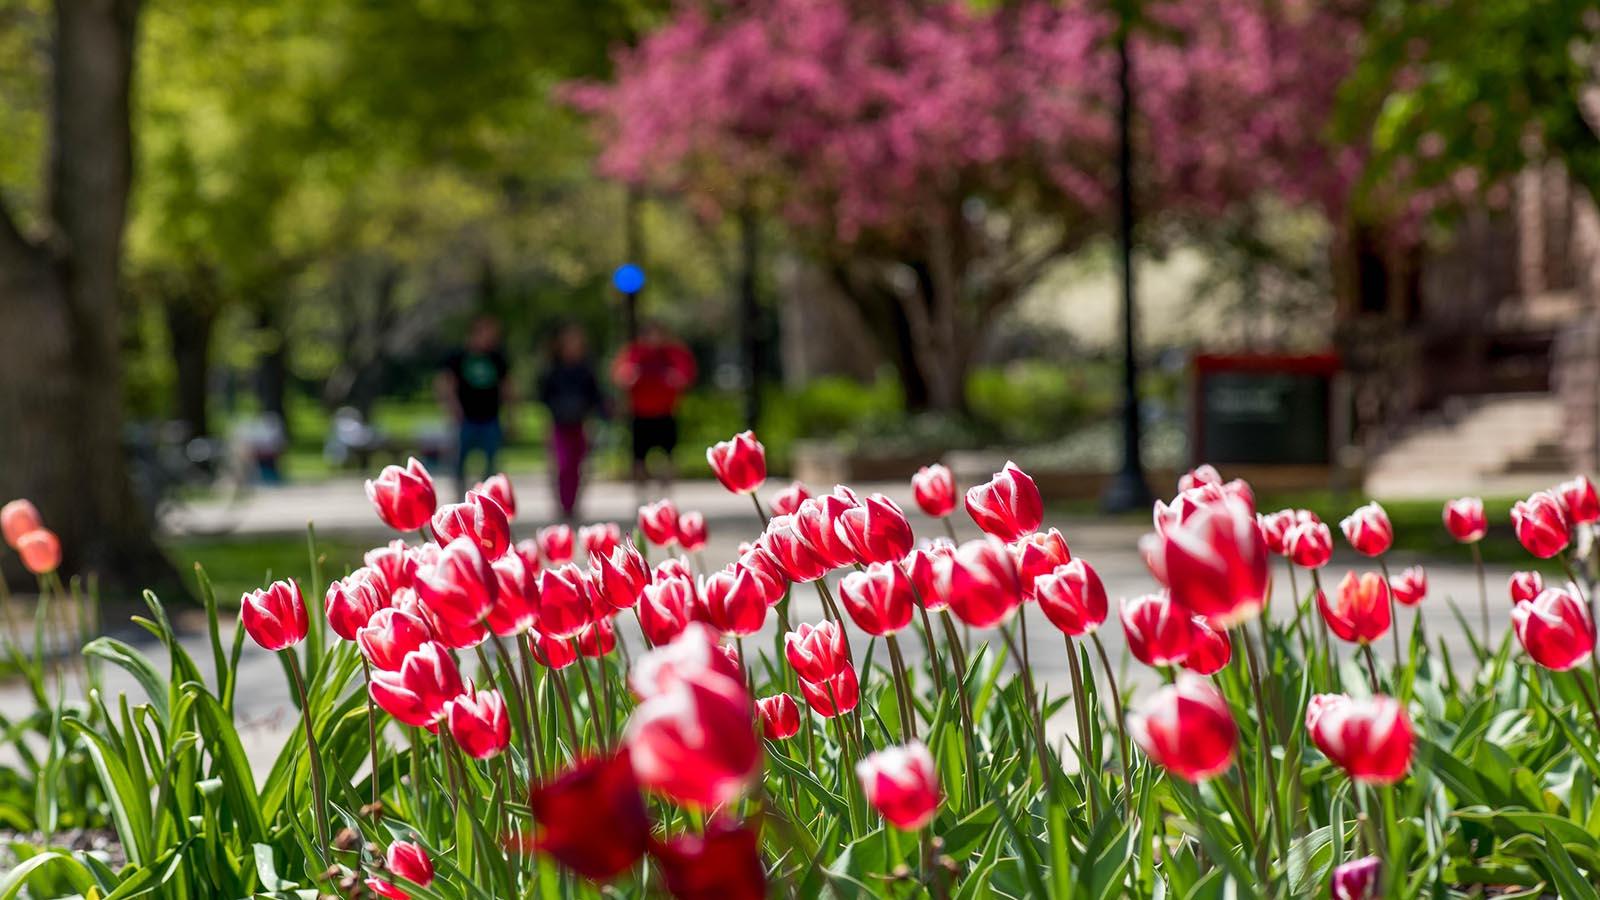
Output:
[167, 533, 371, 606]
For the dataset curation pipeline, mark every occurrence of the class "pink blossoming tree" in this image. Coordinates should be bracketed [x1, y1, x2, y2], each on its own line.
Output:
[571, 0, 1365, 411]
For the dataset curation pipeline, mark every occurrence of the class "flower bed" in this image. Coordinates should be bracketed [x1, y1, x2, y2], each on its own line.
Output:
[1, 449, 1599, 898]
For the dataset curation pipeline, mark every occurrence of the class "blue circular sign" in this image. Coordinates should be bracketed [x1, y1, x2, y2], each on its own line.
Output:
[612, 263, 646, 294]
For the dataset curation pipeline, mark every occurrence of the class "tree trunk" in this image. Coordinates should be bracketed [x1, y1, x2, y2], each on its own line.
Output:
[0, 0, 181, 598]
[164, 294, 216, 438]
[253, 304, 291, 439]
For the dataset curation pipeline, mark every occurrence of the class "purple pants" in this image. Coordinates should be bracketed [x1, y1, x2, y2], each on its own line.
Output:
[551, 422, 588, 518]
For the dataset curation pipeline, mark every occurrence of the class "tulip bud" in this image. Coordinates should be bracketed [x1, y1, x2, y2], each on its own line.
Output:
[676, 511, 708, 553]
[472, 473, 517, 521]
[580, 522, 624, 560]
[1389, 565, 1426, 607]
[365, 458, 437, 532]
[1285, 520, 1333, 569]
[835, 493, 915, 565]
[358, 607, 433, 671]
[1120, 592, 1193, 667]
[433, 491, 511, 561]
[838, 562, 915, 636]
[530, 628, 579, 670]
[1442, 496, 1487, 543]
[15, 528, 61, 575]
[638, 575, 698, 647]
[757, 693, 802, 739]
[625, 671, 762, 808]
[631, 622, 743, 699]
[793, 493, 859, 569]
[1162, 494, 1269, 626]
[509, 539, 542, 575]
[784, 621, 850, 683]
[325, 569, 389, 641]
[856, 741, 941, 830]
[1511, 586, 1596, 671]
[699, 566, 769, 636]
[1127, 674, 1237, 781]
[769, 481, 811, 517]
[964, 461, 1042, 542]
[365, 539, 416, 592]
[1034, 559, 1108, 637]
[487, 552, 539, 636]
[1508, 570, 1544, 604]
[736, 546, 787, 606]
[525, 752, 651, 882]
[1, 499, 43, 549]
[1256, 509, 1294, 555]
[947, 537, 1023, 628]
[1179, 616, 1231, 675]
[368, 641, 464, 727]
[1178, 464, 1222, 491]
[538, 524, 575, 565]
[638, 499, 681, 548]
[911, 464, 957, 518]
[385, 840, 435, 889]
[1014, 528, 1073, 599]
[1305, 693, 1413, 784]
[534, 565, 596, 639]
[593, 539, 651, 611]
[1340, 502, 1394, 557]
[1330, 856, 1381, 900]
[798, 666, 860, 717]
[1512, 490, 1571, 558]
[759, 515, 830, 583]
[446, 686, 511, 759]
[241, 579, 309, 651]
[1559, 475, 1600, 525]
[707, 430, 767, 495]
[903, 541, 955, 611]
[1320, 572, 1392, 645]
[650, 821, 768, 900]
[414, 537, 497, 628]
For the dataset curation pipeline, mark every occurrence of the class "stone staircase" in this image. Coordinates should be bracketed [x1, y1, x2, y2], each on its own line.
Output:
[1363, 393, 1573, 499]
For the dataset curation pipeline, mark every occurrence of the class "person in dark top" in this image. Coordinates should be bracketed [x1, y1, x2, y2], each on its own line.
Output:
[611, 320, 697, 492]
[537, 323, 606, 520]
[437, 315, 512, 499]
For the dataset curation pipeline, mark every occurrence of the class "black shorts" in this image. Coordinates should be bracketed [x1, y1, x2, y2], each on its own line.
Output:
[631, 415, 678, 461]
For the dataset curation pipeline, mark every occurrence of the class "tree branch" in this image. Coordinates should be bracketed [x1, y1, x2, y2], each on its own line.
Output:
[0, 197, 37, 268]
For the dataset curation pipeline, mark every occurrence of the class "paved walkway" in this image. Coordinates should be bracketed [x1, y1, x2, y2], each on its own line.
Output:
[2, 476, 1532, 776]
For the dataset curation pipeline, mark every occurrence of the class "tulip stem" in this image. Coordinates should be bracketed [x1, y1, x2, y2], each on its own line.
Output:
[1470, 542, 1489, 649]
[492, 635, 537, 781]
[1377, 557, 1402, 672]
[517, 636, 548, 777]
[548, 666, 583, 754]
[358, 657, 382, 812]
[1309, 568, 1335, 687]
[1000, 623, 1053, 791]
[1574, 670, 1600, 735]
[283, 649, 331, 871]
[1089, 632, 1131, 789]
[1239, 623, 1289, 863]
[940, 517, 958, 544]
[1063, 636, 1099, 818]
[909, 583, 946, 697]
[1224, 767, 1268, 884]
[571, 643, 606, 748]
[750, 493, 770, 528]
[1360, 644, 1382, 694]
[814, 579, 846, 628]
[884, 634, 917, 741]
[938, 611, 980, 809]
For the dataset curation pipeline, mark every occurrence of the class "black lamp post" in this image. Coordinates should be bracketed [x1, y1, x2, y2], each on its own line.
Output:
[1101, 2, 1154, 513]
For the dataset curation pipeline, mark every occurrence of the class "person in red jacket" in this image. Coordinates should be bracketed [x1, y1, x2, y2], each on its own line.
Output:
[611, 321, 697, 490]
